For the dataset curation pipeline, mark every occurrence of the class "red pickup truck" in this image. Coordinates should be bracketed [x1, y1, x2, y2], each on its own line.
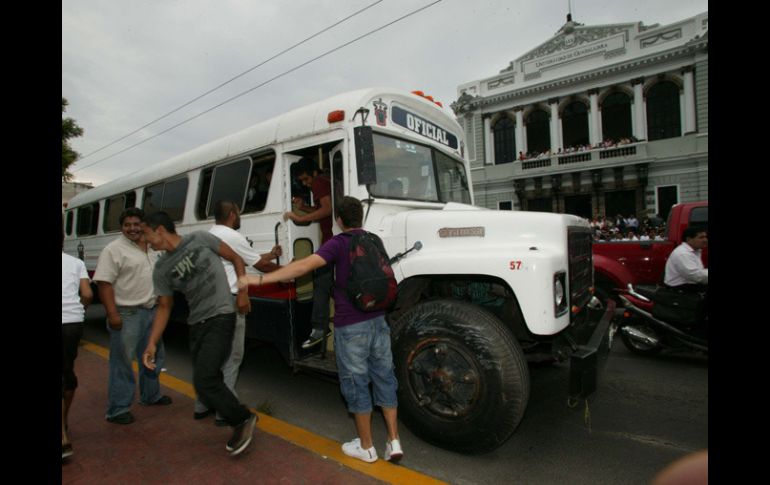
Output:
[593, 201, 708, 297]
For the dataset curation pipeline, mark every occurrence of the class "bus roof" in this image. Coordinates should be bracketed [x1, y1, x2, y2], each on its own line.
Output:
[67, 87, 459, 209]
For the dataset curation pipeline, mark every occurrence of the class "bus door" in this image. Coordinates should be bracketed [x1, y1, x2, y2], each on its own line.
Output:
[329, 141, 345, 236]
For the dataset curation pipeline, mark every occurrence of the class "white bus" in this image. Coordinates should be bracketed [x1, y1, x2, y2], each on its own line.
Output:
[64, 87, 614, 453]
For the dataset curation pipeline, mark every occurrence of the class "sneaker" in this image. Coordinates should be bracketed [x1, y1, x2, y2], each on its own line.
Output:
[342, 438, 378, 463]
[226, 413, 257, 456]
[62, 443, 74, 460]
[194, 409, 215, 420]
[384, 439, 403, 463]
[302, 329, 330, 349]
[106, 412, 135, 425]
[142, 395, 173, 406]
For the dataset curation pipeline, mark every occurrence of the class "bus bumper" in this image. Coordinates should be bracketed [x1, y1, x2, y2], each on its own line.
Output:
[567, 297, 617, 401]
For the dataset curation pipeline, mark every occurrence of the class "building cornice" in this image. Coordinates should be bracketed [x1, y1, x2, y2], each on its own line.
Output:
[476, 42, 705, 109]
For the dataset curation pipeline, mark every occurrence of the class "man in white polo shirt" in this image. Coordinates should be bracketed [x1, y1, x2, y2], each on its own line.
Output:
[193, 200, 282, 426]
[94, 207, 172, 425]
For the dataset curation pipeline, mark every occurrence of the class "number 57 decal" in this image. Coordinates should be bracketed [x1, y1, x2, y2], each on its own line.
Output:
[509, 261, 522, 270]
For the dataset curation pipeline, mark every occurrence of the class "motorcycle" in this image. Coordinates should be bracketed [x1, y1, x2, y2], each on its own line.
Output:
[614, 284, 708, 356]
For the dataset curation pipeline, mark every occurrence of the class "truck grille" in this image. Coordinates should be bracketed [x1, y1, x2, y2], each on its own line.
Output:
[568, 227, 593, 311]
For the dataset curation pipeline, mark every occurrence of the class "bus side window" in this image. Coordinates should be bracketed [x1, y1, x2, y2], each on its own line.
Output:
[143, 178, 188, 222]
[242, 153, 276, 214]
[76, 202, 99, 236]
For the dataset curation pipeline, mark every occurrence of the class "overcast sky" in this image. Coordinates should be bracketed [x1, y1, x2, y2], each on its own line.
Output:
[62, 0, 708, 186]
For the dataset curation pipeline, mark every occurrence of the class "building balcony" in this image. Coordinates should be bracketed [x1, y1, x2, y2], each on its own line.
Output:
[472, 133, 707, 184]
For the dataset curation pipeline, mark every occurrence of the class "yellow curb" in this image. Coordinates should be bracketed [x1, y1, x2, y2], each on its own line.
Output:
[81, 340, 448, 485]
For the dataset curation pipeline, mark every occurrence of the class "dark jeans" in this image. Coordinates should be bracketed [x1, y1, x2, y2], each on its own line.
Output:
[189, 313, 251, 427]
[62, 322, 84, 396]
[311, 264, 334, 332]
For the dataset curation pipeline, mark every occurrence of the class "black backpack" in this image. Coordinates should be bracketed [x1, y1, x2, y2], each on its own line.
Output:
[345, 231, 398, 312]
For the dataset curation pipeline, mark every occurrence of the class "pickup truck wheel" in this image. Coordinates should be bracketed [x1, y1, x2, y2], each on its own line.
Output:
[391, 300, 529, 454]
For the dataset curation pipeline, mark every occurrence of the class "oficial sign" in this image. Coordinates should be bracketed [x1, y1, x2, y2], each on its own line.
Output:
[392, 106, 458, 150]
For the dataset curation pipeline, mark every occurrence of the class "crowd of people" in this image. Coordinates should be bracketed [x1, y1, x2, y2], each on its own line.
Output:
[518, 136, 640, 161]
[589, 213, 667, 242]
[62, 160, 403, 464]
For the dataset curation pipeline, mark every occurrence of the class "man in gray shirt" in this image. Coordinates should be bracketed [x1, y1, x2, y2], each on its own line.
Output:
[140, 211, 257, 456]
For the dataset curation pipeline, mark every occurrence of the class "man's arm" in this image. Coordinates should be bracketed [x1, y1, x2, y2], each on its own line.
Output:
[285, 194, 332, 224]
[218, 241, 251, 314]
[97, 282, 122, 330]
[241, 254, 326, 289]
[143, 295, 173, 370]
[254, 245, 282, 273]
[79, 278, 93, 307]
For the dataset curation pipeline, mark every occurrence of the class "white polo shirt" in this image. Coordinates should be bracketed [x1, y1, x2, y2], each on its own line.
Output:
[93, 235, 158, 307]
[62, 252, 90, 324]
[209, 224, 263, 294]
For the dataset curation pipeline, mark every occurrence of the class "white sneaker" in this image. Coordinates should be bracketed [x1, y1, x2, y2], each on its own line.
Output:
[384, 438, 403, 463]
[342, 438, 378, 463]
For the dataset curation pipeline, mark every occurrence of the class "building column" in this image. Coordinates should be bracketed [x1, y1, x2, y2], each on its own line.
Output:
[549, 98, 560, 153]
[588, 89, 601, 146]
[682, 67, 696, 134]
[514, 108, 525, 159]
[483, 115, 494, 165]
[632, 78, 646, 140]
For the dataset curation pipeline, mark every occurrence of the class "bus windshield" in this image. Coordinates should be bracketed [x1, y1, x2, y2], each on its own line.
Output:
[368, 133, 470, 204]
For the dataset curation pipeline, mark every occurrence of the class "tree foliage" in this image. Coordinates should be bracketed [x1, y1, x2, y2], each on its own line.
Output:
[62, 98, 84, 182]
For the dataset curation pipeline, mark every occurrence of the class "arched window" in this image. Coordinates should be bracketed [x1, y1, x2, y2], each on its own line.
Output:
[646, 81, 681, 141]
[526, 109, 550, 154]
[493, 117, 516, 164]
[562, 101, 589, 148]
[601, 92, 632, 142]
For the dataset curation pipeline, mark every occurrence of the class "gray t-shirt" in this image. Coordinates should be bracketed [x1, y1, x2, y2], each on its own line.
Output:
[153, 231, 235, 325]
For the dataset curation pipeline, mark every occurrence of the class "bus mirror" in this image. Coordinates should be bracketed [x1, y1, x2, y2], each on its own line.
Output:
[354, 126, 376, 185]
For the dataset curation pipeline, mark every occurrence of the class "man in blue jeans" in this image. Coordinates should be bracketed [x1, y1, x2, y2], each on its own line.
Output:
[94, 208, 172, 425]
[140, 211, 257, 456]
[244, 196, 403, 464]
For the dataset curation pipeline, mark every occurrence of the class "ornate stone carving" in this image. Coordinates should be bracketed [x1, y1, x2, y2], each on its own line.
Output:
[518, 25, 630, 64]
[640, 29, 682, 48]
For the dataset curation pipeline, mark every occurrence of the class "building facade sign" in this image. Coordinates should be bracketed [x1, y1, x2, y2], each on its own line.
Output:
[523, 33, 625, 76]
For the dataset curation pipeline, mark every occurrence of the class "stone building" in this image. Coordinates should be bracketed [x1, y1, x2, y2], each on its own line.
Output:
[452, 11, 707, 221]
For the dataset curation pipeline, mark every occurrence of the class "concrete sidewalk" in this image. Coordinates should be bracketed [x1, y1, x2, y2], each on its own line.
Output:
[62, 341, 446, 485]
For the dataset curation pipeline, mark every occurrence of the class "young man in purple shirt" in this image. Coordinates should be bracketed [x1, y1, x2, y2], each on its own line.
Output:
[241, 196, 403, 464]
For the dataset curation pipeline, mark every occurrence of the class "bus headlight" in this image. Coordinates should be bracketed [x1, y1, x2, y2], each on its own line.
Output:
[554, 272, 568, 317]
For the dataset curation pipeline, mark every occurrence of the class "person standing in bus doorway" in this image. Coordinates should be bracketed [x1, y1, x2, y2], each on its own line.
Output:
[246, 196, 403, 464]
[194, 200, 283, 426]
[93, 208, 173, 425]
[284, 157, 334, 349]
[62, 225, 93, 460]
[140, 212, 258, 456]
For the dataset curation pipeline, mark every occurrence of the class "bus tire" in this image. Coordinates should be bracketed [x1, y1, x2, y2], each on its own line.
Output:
[391, 299, 529, 454]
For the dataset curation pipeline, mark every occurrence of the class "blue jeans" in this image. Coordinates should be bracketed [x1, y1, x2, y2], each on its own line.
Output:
[189, 313, 251, 427]
[194, 304, 246, 420]
[106, 306, 164, 419]
[334, 315, 398, 414]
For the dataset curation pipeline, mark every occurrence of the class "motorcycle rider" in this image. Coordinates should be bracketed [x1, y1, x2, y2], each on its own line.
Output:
[663, 226, 708, 332]
[664, 226, 708, 288]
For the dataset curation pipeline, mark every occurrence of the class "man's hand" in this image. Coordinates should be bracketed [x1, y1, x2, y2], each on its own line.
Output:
[143, 343, 157, 370]
[270, 245, 283, 258]
[284, 211, 300, 223]
[107, 312, 123, 331]
[236, 290, 251, 315]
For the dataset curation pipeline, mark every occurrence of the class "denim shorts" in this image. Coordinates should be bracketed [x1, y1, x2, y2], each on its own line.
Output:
[334, 315, 398, 414]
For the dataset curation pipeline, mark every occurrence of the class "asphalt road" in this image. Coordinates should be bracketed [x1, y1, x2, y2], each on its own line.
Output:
[82, 304, 707, 485]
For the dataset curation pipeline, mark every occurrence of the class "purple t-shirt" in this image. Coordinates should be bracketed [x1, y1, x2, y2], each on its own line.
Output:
[316, 229, 385, 328]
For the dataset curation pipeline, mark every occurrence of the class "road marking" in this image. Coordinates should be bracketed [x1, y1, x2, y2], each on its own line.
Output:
[80, 340, 447, 485]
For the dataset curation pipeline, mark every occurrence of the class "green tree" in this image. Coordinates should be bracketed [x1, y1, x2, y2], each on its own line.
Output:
[62, 97, 84, 182]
